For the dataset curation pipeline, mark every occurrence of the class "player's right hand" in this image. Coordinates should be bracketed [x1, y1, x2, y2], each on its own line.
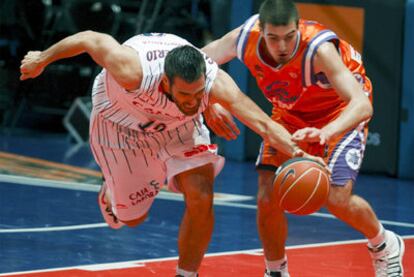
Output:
[20, 51, 45, 80]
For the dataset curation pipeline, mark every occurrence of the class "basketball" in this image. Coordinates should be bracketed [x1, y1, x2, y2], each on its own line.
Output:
[274, 157, 330, 215]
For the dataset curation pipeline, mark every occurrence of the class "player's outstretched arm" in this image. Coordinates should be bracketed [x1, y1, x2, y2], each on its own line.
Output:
[20, 31, 142, 90]
[201, 27, 240, 65]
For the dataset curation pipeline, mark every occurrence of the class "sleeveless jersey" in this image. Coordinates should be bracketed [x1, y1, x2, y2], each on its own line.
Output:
[90, 33, 218, 149]
[236, 15, 372, 128]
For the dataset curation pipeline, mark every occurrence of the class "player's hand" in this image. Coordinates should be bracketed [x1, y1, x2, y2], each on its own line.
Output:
[292, 127, 330, 145]
[20, 51, 45, 80]
[292, 148, 330, 173]
[204, 103, 240, 140]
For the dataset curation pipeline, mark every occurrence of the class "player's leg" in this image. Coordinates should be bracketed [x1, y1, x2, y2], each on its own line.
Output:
[326, 180, 380, 238]
[256, 143, 290, 277]
[175, 163, 215, 274]
[258, 169, 289, 277]
[90, 141, 164, 229]
[325, 127, 404, 276]
[97, 180, 125, 229]
[164, 121, 225, 276]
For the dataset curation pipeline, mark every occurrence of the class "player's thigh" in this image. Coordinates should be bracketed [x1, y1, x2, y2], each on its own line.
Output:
[90, 143, 165, 221]
[326, 127, 366, 186]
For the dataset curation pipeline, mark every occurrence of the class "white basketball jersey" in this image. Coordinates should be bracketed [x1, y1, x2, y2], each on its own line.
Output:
[90, 33, 218, 149]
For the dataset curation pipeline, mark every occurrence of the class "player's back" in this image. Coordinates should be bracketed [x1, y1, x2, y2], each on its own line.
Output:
[89, 33, 218, 150]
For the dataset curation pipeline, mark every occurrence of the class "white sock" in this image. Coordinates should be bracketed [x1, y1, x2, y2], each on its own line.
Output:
[176, 267, 198, 277]
[368, 224, 386, 248]
[265, 255, 288, 272]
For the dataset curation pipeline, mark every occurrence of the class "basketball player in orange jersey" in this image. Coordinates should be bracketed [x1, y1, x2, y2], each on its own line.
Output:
[19, 31, 325, 276]
[202, 0, 404, 276]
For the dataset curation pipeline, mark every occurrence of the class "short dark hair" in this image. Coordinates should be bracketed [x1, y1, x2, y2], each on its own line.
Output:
[259, 0, 299, 29]
[164, 45, 206, 85]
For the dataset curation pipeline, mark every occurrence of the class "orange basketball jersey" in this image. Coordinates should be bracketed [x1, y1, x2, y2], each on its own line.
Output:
[236, 15, 373, 128]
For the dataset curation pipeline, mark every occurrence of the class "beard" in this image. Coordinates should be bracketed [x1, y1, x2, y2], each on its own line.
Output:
[177, 104, 200, 116]
[171, 95, 200, 116]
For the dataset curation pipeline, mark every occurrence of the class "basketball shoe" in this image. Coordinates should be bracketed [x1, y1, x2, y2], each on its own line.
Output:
[98, 184, 124, 229]
[264, 261, 290, 277]
[368, 230, 405, 277]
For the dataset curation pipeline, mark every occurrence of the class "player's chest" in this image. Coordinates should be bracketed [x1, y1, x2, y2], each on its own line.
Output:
[131, 90, 187, 121]
[256, 67, 305, 109]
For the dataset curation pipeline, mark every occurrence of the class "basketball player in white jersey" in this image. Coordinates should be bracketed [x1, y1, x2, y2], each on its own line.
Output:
[20, 31, 324, 276]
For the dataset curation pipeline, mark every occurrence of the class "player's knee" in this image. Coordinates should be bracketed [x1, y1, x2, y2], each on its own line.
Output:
[257, 190, 272, 209]
[257, 176, 277, 212]
[122, 213, 148, 227]
[327, 197, 349, 212]
[185, 190, 214, 215]
[257, 196, 282, 216]
[326, 184, 352, 211]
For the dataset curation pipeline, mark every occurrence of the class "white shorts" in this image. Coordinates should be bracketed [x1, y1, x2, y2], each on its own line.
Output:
[89, 115, 225, 221]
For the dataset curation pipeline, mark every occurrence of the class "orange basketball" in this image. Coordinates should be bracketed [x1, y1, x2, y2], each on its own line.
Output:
[274, 157, 330, 215]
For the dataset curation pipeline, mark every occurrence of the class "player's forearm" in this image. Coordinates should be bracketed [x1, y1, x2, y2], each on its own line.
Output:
[263, 120, 301, 157]
[322, 97, 373, 139]
[229, 96, 299, 157]
[36, 31, 91, 67]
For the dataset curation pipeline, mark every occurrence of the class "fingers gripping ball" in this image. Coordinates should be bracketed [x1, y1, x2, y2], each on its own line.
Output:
[274, 157, 330, 215]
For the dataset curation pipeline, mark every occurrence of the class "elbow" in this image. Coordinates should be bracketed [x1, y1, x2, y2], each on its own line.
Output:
[360, 100, 373, 121]
[79, 30, 108, 46]
[80, 30, 95, 36]
[76, 30, 101, 50]
[366, 102, 373, 119]
[78, 30, 99, 41]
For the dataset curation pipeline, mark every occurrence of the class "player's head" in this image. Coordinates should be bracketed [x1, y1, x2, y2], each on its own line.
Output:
[164, 45, 206, 116]
[259, 0, 299, 64]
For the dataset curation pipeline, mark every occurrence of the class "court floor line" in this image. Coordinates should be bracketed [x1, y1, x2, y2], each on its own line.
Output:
[0, 236, 412, 276]
[0, 174, 253, 202]
[1, 174, 414, 232]
[0, 223, 108, 233]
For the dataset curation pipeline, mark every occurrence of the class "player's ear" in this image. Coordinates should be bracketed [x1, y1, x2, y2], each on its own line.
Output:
[161, 75, 171, 93]
[259, 21, 264, 34]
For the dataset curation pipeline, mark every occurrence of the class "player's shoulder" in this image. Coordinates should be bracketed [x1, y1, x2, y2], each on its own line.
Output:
[241, 14, 260, 33]
[123, 33, 191, 48]
[299, 19, 336, 40]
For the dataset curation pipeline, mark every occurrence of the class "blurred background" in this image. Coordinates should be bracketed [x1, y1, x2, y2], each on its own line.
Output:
[0, 0, 413, 179]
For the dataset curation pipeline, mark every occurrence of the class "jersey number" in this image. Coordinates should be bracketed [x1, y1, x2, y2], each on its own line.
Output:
[138, 120, 166, 132]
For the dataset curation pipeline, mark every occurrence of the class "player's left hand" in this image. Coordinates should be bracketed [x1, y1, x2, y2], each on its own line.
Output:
[204, 103, 240, 140]
[292, 127, 330, 145]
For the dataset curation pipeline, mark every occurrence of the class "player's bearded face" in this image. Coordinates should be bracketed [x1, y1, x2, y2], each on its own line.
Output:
[262, 21, 298, 64]
[170, 76, 206, 116]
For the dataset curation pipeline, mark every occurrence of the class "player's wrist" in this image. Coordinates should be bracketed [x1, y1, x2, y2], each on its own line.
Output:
[321, 126, 335, 142]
